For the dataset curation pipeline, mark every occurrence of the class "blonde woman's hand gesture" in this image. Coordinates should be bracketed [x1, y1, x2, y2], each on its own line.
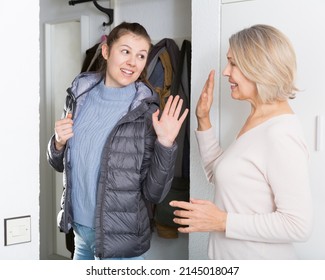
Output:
[169, 198, 227, 233]
[196, 70, 215, 131]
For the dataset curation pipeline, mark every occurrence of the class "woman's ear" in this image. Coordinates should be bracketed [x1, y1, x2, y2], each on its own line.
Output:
[101, 43, 109, 60]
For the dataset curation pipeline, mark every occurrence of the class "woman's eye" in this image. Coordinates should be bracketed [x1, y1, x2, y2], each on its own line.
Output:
[138, 54, 146, 60]
[121, 49, 129, 54]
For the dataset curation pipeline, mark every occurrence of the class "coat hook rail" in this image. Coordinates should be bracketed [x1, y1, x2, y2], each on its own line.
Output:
[68, 0, 114, 26]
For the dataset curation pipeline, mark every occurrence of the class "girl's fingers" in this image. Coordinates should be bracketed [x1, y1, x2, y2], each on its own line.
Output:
[168, 95, 180, 116]
[173, 98, 184, 118]
[178, 108, 189, 124]
[162, 95, 187, 119]
[162, 95, 174, 116]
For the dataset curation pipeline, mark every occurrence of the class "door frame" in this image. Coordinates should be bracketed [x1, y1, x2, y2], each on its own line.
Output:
[40, 15, 90, 259]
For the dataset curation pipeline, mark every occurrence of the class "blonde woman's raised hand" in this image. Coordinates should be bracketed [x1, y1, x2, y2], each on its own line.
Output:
[196, 70, 215, 131]
[152, 95, 189, 147]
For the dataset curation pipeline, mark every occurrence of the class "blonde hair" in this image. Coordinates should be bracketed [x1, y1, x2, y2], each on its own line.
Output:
[229, 24, 298, 103]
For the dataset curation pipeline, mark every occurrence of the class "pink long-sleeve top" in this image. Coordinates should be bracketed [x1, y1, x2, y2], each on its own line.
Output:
[195, 114, 313, 259]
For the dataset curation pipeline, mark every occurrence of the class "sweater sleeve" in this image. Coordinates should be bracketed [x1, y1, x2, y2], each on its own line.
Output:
[226, 127, 313, 243]
[195, 127, 223, 184]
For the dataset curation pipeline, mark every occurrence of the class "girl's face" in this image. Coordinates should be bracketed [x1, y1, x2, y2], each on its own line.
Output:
[102, 32, 150, 87]
[222, 48, 258, 102]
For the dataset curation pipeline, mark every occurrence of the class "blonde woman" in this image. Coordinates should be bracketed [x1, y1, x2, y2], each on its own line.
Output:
[171, 24, 313, 259]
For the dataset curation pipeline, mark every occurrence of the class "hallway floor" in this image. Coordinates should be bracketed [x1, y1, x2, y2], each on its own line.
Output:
[145, 230, 188, 260]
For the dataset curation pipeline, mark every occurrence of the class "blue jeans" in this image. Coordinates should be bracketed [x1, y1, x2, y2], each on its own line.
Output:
[72, 222, 144, 260]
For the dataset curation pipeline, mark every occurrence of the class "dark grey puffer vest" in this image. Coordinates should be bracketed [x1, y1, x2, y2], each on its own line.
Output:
[47, 72, 178, 258]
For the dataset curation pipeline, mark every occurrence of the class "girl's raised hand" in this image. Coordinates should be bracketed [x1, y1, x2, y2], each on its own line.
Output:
[152, 95, 189, 147]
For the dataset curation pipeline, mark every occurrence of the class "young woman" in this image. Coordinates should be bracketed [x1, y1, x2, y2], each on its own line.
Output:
[47, 22, 188, 260]
[170, 24, 313, 259]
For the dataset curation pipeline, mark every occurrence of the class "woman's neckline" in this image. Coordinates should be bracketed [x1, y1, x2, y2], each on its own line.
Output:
[236, 113, 295, 140]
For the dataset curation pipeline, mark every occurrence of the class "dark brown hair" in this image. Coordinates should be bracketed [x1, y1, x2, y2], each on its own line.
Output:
[99, 22, 151, 82]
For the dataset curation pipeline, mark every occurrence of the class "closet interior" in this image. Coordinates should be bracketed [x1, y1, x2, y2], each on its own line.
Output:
[40, 0, 191, 260]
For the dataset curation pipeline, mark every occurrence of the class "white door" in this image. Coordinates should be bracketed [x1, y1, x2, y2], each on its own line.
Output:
[44, 20, 82, 259]
[220, 0, 325, 259]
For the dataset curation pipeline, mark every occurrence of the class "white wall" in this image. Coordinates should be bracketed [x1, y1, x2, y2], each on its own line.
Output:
[190, 0, 221, 259]
[113, 0, 191, 45]
[0, 1, 40, 259]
